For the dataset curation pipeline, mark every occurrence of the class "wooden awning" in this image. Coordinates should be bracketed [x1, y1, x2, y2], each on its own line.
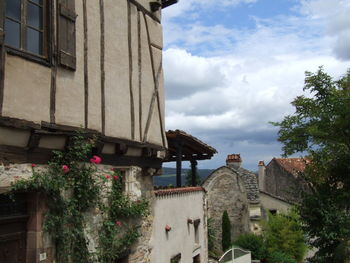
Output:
[164, 130, 217, 162]
[164, 130, 217, 187]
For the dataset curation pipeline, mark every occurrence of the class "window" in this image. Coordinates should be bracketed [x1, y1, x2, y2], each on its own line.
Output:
[194, 219, 200, 244]
[4, 0, 49, 57]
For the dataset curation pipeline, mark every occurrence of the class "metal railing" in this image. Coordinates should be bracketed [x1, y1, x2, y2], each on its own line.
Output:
[218, 246, 252, 263]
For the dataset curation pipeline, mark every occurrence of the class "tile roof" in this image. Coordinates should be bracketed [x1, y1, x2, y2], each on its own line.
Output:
[154, 186, 205, 197]
[165, 130, 217, 162]
[273, 158, 309, 175]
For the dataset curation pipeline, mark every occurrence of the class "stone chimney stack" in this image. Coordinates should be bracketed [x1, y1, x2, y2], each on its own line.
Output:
[258, 161, 266, 191]
[226, 154, 242, 169]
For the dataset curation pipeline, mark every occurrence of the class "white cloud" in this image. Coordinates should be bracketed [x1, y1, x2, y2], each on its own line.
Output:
[162, 0, 258, 20]
[298, 0, 350, 60]
[162, 0, 350, 169]
[164, 49, 226, 99]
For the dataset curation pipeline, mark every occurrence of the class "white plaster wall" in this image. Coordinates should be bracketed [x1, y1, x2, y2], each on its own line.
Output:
[147, 47, 163, 145]
[104, 0, 131, 139]
[150, 191, 208, 263]
[3, 55, 51, 123]
[130, 4, 141, 141]
[86, 0, 102, 132]
[260, 192, 291, 214]
[55, 0, 85, 127]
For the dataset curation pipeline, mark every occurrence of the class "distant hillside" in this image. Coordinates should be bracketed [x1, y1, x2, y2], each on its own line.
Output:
[153, 167, 214, 186]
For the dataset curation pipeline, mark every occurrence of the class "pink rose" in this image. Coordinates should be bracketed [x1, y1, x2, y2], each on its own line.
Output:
[90, 155, 101, 164]
[115, 221, 122, 226]
[165, 224, 171, 231]
[113, 175, 119, 181]
[62, 165, 69, 173]
[31, 164, 37, 167]
[105, 175, 111, 179]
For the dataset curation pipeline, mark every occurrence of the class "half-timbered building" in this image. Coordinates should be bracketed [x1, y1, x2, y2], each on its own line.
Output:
[0, 0, 177, 262]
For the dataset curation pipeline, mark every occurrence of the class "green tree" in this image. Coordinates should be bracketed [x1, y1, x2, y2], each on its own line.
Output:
[222, 210, 232, 251]
[233, 233, 267, 260]
[185, 169, 201, 186]
[268, 251, 297, 263]
[272, 67, 350, 262]
[263, 210, 307, 263]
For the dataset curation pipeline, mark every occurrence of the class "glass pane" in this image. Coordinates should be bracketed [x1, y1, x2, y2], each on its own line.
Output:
[5, 0, 21, 21]
[27, 2, 43, 29]
[27, 27, 43, 55]
[5, 19, 21, 48]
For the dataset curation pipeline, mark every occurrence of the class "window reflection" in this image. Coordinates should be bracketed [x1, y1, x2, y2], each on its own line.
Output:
[27, 28, 43, 55]
[27, 3, 43, 29]
[4, 0, 47, 57]
[5, 0, 21, 21]
[5, 19, 21, 49]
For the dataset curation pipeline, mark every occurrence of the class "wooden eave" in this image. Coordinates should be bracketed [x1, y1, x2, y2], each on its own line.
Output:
[0, 117, 165, 169]
[164, 130, 217, 162]
[161, 0, 178, 9]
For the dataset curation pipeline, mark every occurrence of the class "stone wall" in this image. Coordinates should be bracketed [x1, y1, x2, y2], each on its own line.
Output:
[202, 167, 250, 253]
[0, 163, 155, 263]
[265, 160, 307, 203]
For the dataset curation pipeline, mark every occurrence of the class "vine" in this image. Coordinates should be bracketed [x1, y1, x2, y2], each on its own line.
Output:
[10, 134, 149, 263]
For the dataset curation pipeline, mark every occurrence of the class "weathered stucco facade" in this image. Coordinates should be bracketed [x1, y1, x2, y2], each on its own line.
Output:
[150, 187, 208, 263]
[0, 0, 175, 262]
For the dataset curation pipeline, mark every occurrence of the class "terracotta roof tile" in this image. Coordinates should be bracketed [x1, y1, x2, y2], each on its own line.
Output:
[154, 186, 205, 197]
[274, 158, 309, 175]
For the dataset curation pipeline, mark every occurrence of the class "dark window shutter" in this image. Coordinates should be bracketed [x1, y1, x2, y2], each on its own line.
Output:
[57, 0, 77, 70]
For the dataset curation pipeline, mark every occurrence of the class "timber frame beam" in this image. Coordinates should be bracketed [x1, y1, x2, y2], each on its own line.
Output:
[0, 117, 164, 169]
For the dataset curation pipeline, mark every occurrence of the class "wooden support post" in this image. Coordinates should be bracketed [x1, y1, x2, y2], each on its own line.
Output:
[190, 159, 198, 186]
[175, 140, 183, 187]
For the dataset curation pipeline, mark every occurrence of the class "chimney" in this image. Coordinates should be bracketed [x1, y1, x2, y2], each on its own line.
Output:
[226, 154, 242, 169]
[258, 161, 265, 191]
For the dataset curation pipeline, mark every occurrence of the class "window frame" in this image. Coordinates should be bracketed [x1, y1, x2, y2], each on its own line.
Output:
[4, 0, 53, 66]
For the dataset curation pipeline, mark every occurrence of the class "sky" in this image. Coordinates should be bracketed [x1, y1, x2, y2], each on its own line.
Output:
[161, 0, 350, 171]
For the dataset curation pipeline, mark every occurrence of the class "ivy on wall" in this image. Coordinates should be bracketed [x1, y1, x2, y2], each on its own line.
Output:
[10, 135, 149, 263]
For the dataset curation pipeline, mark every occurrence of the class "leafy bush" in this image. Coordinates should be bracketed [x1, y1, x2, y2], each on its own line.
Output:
[222, 210, 232, 251]
[233, 233, 267, 260]
[268, 251, 297, 263]
[263, 209, 307, 263]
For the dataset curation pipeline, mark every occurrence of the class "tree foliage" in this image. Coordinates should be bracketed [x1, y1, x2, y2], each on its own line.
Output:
[272, 67, 350, 262]
[233, 233, 267, 260]
[263, 210, 307, 263]
[185, 169, 201, 186]
[222, 210, 232, 251]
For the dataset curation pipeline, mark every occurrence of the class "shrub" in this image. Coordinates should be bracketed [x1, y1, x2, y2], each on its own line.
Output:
[233, 233, 267, 260]
[263, 210, 307, 262]
[268, 251, 297, 263]
[222, 210, 232, 251]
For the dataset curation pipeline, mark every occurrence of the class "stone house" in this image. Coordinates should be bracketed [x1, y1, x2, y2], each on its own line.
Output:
[258, 158, 310, 205]
[0, 0, 177, 262]
[202, 154, 261, 253]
